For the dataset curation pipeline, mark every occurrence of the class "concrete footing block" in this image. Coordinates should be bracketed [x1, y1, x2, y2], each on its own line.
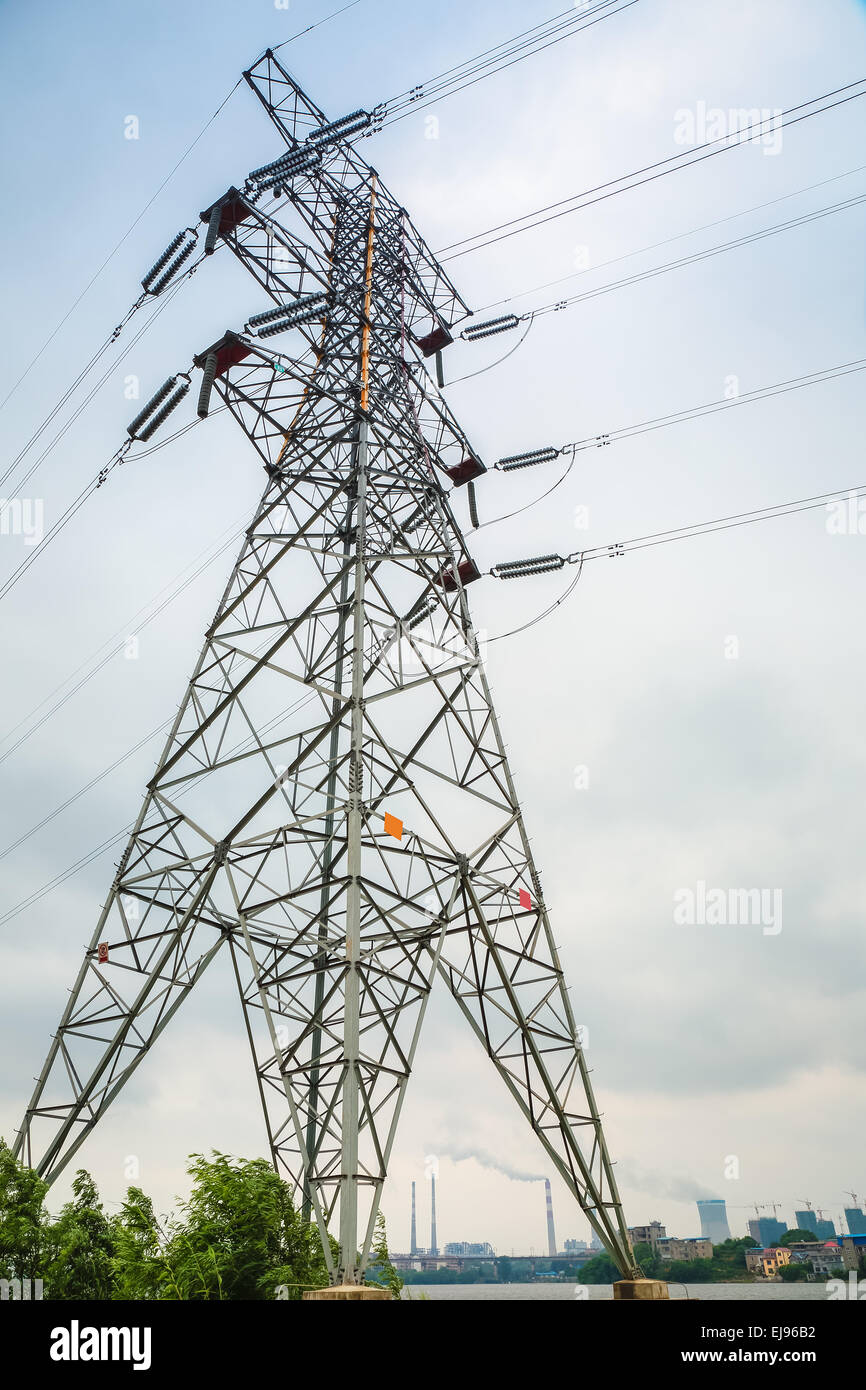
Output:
[613, 1278, 671, 1301]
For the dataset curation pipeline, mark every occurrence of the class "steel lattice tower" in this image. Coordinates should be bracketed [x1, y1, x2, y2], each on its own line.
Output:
[15, 53, 637, 1284]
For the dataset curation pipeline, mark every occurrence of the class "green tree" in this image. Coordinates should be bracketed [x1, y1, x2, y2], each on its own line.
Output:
[779, 1229, 819, 1246]
[577, 1251, 621, 1284]
[666, 1258, 713, 1284]
[365, 1211, 403, 1299]
[44, 1170, 114, 1300]
[708, 1236, 758, 1281]
[498, 1255, 513, 1282]
[111, 1188, 175, 1300]
[779, 1263, 810, 1282]
[0, 1137, 49, 1284]
[632, 1241, 659, 1277]
[160, 1152, 327, 1300]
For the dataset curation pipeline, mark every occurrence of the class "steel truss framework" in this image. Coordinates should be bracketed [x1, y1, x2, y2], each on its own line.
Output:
[16, 52, 637, 1283]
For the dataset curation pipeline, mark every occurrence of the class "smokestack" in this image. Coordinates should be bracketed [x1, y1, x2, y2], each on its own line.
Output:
[411, 1181, 418, 1254]
[430, 1173, 439, 1255]
[545, 1178, 557, 1257]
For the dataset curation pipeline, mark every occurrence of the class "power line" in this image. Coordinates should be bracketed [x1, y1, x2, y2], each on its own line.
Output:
[0, 518, 244, 767]
[0, 395, 228, 610]
[0, 91, 239, 421]
[0, 720, 171, 865]
[0, 6, 633, 506]
[579, 482, 866, 561]
[446, 315, 536, 386]
[0, 683, 322, 926]
[272, 0, 364, 53]
[439, 78, 866, 260]
[490, 481, 866, 576]
[473, 162, 866, 316]
[380, 0, 639, 126]
[0, 1, 362, 422]
[486, 482, 866, 638]
[0, 263, 198, 499]
[560, 358, 866, 452]
[464, 355, 866, 533]
[383, 1, 614, 108]
[0, 829, 134, 930]
[484, 355, 866, 493]
[525, 192, 866, 320]
[487, 560, 584, 642]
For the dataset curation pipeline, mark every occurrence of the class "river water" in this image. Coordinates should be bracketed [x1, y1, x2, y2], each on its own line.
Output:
[400, 1282, 832, 1301]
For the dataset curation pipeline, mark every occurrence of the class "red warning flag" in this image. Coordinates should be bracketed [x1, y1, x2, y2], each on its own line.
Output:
[518, 889, 531, 910]
[97, 942, 109, 964]
[384, 812, 403, 841]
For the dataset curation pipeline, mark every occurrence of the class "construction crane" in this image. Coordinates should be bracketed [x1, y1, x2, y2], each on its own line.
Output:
[729, 1203, 766, 1235]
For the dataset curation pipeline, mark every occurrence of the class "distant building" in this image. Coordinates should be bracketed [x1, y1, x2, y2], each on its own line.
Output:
[841, 1234, 866, 1270]
[657, 1237, 713, 1263]
[563, 1239, 588, 1252]
[785, 1241, 845, 1278]
[756, 1217, 787, 1246]
[794, 1210, 836, 1241]
[697, 1200, 731, 1244]
[443, 1241, 494, 1257]
[745, 1247, 791, 1279]
[391, 1254, 460, 1273]
[628, 1222, 666, 1250]
[845, 1208, 866, 1237]
[805, 1248, 844, 1277]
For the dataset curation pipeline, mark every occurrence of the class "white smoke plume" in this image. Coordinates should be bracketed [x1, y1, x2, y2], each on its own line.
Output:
[433, 1145, 546, 1184]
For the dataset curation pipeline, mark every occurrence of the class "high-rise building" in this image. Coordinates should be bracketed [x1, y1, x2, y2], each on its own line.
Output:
[755, 1217, 786, 1246]
[697, 1199, 731, 1244]
[795, 1209, 818, 1238]
[794, 1210, 835, 1239]
[845, 1207, 866, 1236]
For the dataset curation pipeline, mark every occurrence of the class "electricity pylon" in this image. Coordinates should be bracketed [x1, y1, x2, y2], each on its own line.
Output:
[15, 51, 637, 1284]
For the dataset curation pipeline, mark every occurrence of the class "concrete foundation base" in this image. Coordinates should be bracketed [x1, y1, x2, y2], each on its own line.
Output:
[613, 1279, 670, 1301]
[303, 1284, 392, 1301]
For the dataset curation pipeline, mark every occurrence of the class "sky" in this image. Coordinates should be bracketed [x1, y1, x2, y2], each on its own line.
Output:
[0, 0, 865, 1257]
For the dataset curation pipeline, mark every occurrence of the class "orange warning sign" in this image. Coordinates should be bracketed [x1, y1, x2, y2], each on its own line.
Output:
[384, 812, 403, 841]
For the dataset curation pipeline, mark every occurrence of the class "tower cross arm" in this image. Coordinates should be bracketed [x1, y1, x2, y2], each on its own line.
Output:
[242, 49, 470, 334]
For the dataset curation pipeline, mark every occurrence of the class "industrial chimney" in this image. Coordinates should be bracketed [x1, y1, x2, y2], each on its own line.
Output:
[430, 1173, 439, 1255]
[410, 1181, 418, 1255]
[545, 1178, 557, 1257]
